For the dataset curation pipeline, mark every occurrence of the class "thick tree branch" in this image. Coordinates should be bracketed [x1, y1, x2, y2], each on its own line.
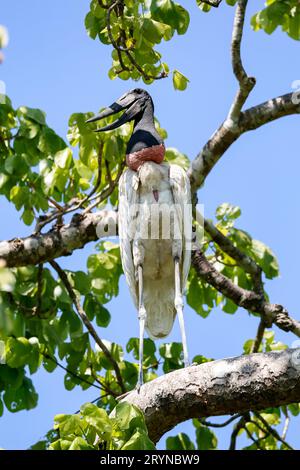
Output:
[0, 210, 117, 268]
[192, 249, 300, 337]
[188, 92, 300, 192]
[124, 348, 300, 443]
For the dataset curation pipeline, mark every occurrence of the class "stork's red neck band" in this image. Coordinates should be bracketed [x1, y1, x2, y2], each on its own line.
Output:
[126, 144, 165, 171]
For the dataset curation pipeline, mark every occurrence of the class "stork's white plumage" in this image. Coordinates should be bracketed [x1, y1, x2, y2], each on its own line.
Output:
[119, 161, 191, 340]
[87, 88, 192, 388]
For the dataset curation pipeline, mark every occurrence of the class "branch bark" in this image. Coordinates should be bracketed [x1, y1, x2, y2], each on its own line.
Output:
[124, 348, 300, 443]
[0, 210, 117, 268]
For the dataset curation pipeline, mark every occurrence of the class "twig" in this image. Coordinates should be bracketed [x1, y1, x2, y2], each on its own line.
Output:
[36, 263, 44, 316]
[73, 394, 111, 415]
[105, 0, 167, 80]
[42, 352, 103, 391]
[229, 414, 249, 450]
[35, 144, 104, 233]
[253, 412, 294, 450]
[200, 414, 241, 428]
[49, 259, 126, 393]
[250, 318, 266, 353]
[83, 161, 125, 214]
[243, 426, 264, 450]
[90, 363, 118, 397]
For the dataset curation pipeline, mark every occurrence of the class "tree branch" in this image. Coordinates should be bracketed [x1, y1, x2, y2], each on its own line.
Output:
[188, 92, 300, 192]
[191, 249, 300, 337]
[228, 0, 256, 123]
[0, 210, 117, 268]
[124, 348, 300, 443]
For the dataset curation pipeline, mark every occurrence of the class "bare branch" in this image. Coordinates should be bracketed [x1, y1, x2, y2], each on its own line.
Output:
[188, 92, 300, 192]
[228, 0, 256, 123]
[200, 414, 241, 428]
[251, 318, 266, 353]
[49, 259, 126, 394]
[124, 348, 300, 443]
[229, 415, 247, 450]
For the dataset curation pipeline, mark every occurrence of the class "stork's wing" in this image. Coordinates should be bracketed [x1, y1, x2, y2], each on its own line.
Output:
[118, 169, 139, 308]
[169, 164, 192, 291]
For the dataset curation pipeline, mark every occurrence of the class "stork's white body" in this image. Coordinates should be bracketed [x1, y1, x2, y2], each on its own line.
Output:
[118, 161, 192, 352]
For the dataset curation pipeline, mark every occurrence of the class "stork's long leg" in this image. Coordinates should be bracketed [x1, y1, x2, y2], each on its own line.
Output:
[174, 257, 189, 367]
[137, 265, 146, 389]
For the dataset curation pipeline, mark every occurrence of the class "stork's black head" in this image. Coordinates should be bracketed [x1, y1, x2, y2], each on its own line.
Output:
[86, 88, 154, 132]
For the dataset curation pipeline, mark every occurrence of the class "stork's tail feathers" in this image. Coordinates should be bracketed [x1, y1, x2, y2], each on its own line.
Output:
[143, 279, 176, 340]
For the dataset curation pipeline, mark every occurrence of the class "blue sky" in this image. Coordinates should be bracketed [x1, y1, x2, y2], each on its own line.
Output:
[1, 0, 300, 450]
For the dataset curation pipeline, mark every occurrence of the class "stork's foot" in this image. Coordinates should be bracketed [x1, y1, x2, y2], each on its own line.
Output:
[134, 380, 143, 393]
[116, 382, 142, 401]
[116, 390, 131, 401]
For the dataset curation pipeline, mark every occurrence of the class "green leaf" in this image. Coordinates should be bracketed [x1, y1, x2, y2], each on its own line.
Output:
[54, 148, 73, 169]
[69, 437, 94, 450]
[0, 268, 16, 292]
[251, 239, 279, 279]
[22, 208, 35, 226]
[173, 69, 189, 90]
[222, 297, 238, 314]
[73, 271, 91, 296]
[5, 337, 33, 368]
[81, 402, 112, 439]
[159, 342, 183, 372]
[18, 106, 46, 125]
[127, 337, 156, 364]
[121, 430, 155, 450]
[114, 402, 146, 435]
[216, 202, 241, 222]
[151, 0, 190, 35]
[165, 147, 190, 169]
[194, 422, 218, 450]
[54, 414, 82, 438]
[3, 377, 38, 412]
[166, 432, 195, 450]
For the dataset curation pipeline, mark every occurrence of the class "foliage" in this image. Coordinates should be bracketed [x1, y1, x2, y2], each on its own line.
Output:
[85, 0, 190, 88]
[49, 402, 155, 450]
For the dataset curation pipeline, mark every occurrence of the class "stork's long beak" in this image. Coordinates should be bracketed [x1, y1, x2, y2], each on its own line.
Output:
[86, 93, 144, 132]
